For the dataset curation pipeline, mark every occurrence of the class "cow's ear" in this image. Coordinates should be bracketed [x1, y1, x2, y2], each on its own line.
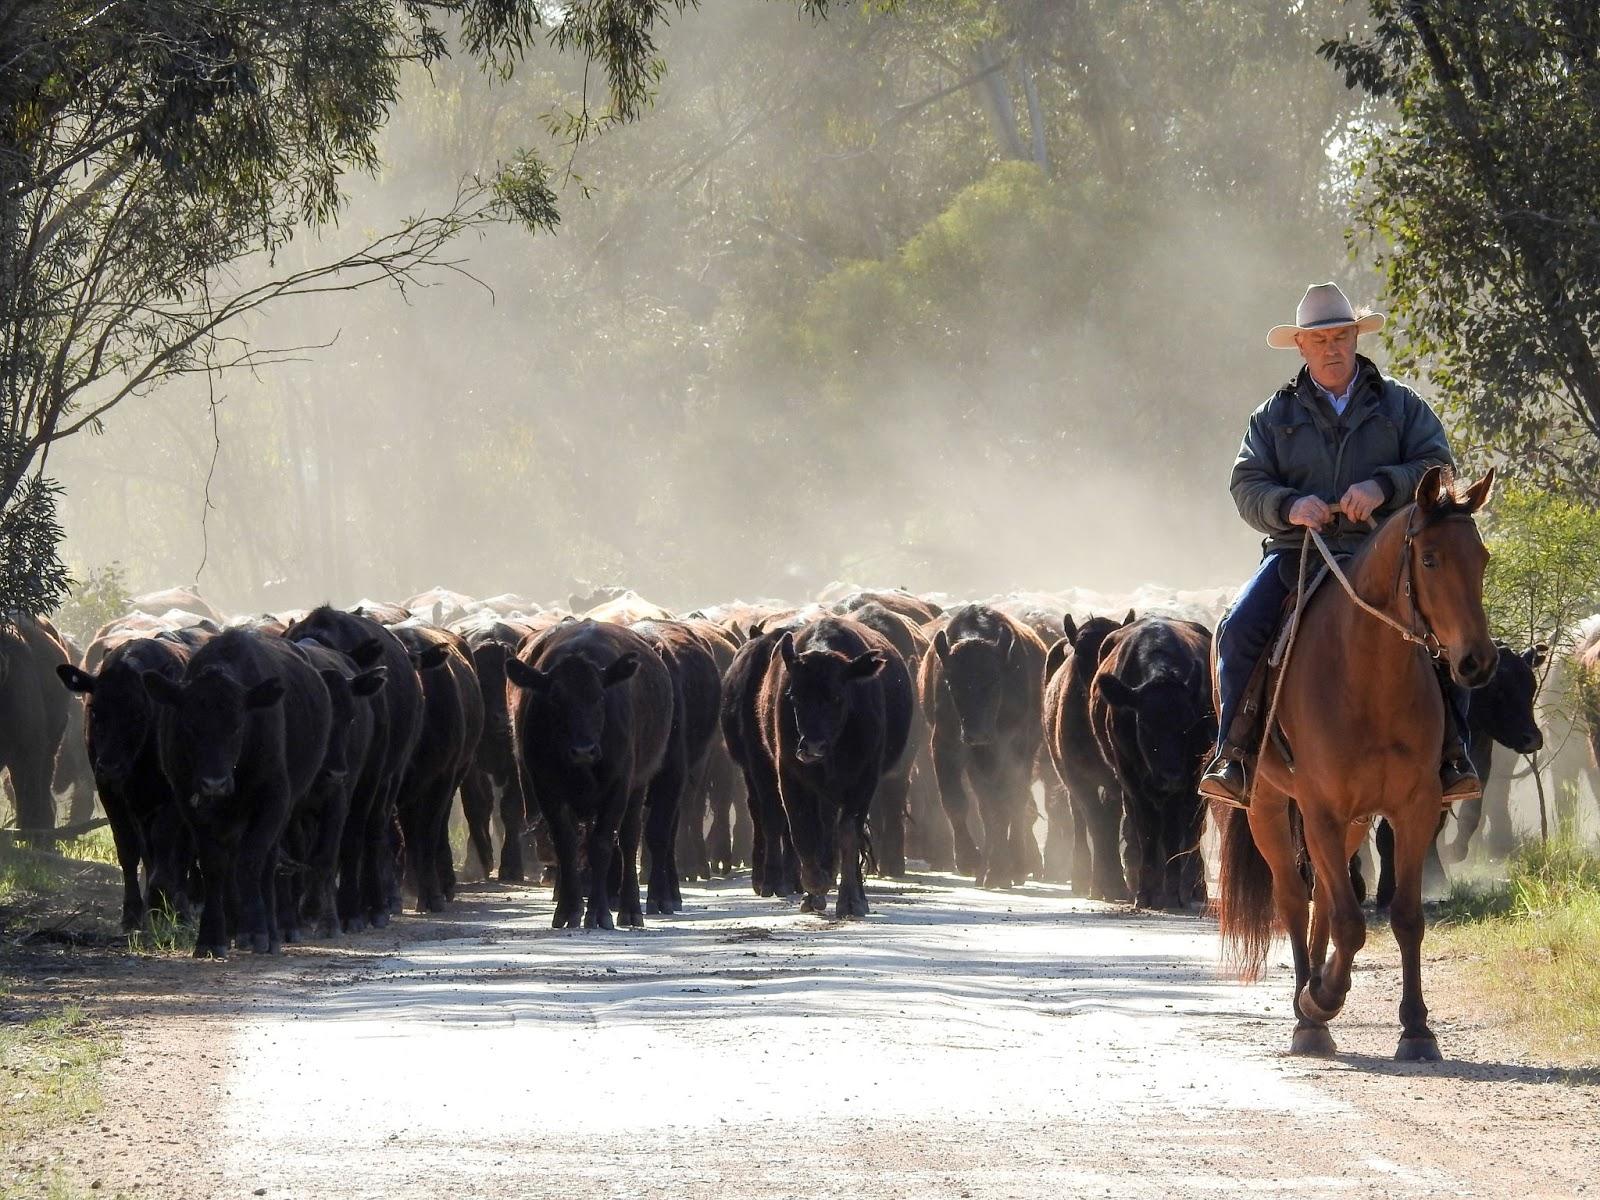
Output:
[350, 638, 384, 669]
[352, 667, 388, 697]
[846, 650, 886, 680]
[1044, 640, 1068, 681]
[412, 643, 448, 671]
[1529, 643, 1549, 669]
[1121, 609, 1136, 627]
[1096, 675, 1141, 708]
[142, 671, 183, 707]
[748, 623, 764, 640]
[57, 663, 96, 694]
[1062, 615, 1079, 647]
[603, 652, 640, 687]
[246, 678, 286, 709]
[932, 629, 951, 662]
[778, 632, 798, 668]
[504, 657, 548, 694]
[1415, 464, 1447, 514]
[1463, 466, 1496, 514]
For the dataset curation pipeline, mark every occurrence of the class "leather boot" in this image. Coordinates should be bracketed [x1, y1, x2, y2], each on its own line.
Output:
[1199, 753, 1250, 808]
[1441, 747, 1482, 805]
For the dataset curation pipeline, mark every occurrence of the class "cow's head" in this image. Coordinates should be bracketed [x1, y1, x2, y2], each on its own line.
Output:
[317, 667, 386, 783]
[778, 633, 885, 765]
[1472, 643, 1545, 756]
[143, 666, 284, 799]
[933, 624, 1013, 746]
[505, 651, 639, 766]
[1097, 667, 1208, 792]
[58, 660, 158, 783]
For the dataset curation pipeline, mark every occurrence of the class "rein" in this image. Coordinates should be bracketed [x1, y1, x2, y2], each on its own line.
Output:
[1247, 506, 1448, 799]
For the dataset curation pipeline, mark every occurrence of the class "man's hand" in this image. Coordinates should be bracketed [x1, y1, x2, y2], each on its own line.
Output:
[1339, 479, 1386, 524]
[1287, 495, 1332, 529]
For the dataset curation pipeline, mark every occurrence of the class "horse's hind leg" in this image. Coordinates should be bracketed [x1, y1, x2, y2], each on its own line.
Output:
[1389, 801, 1444, 1062]
[1246, 790, 1332, 1056]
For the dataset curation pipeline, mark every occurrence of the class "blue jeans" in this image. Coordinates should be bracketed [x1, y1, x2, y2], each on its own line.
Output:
[1215, 552, 1471, 757]
[1215, 554, 1290, 753]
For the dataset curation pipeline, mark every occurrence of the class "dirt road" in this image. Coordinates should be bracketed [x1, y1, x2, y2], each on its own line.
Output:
[21, 874, 1600, 1198]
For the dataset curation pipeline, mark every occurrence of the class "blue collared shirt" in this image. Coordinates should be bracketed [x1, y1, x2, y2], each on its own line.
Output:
[1314, 372, 1358, 417]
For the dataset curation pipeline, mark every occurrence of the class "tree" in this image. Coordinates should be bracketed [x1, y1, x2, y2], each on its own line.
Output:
[2, 0, 832, 616]
[1323, 3, 1600, 500]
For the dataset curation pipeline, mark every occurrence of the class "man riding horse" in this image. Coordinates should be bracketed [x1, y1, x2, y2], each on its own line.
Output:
[1199, 282, 1480, 808]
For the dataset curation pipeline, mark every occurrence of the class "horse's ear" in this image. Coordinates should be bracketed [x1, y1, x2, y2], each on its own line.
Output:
[1415, 464, 1447, 514]
[1062, 614, 1079, 647]
[1463, 466, 1496, 513]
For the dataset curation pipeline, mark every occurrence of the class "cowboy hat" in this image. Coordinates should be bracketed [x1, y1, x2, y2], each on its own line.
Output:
[1267, 282, 1385, 349]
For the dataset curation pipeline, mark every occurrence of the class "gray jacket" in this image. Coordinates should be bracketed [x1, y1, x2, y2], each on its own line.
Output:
[1230, 356, 1454, 557]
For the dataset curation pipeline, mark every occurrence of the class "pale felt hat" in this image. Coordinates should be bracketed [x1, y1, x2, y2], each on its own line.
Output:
[1267, 282, 1385, 349]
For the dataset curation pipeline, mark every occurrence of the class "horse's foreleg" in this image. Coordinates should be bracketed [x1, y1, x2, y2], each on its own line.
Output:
[1299, 807, 1366, 1027]
[1389, 801, 1444, 1062]
[1246, 794, 1330, 1056]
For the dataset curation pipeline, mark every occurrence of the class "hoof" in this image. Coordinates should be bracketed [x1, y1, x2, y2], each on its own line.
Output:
[344, 915, 366, 934]
[646, 900, 662, 916]
[369, 910, 390, 930]
[194, 942, 227, 960]
[283, 927, 303, 945]
[1395, 1034, 1443, 1063]
[248, 931, 270, 954]
[1290, 1023, 1338, 1057]
[621, 911, 645, 929]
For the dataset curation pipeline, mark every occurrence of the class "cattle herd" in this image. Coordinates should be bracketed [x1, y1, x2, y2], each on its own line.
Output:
[2, 579, 1587, 958]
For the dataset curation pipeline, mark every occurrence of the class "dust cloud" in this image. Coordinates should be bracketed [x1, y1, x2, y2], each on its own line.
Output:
[49, 4, 1375, 617]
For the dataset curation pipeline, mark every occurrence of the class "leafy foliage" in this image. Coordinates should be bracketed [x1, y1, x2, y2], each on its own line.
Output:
[1481, 484, 1600, 657]
[1325, 4, 1600, 499]
[50, 563, 132, 643]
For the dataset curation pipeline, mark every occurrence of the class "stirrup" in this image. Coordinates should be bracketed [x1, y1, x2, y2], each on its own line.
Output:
[1199, 757, 1250, 810]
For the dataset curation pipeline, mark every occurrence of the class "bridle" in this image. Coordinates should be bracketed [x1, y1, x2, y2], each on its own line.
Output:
[1306, 509, 1479, 662]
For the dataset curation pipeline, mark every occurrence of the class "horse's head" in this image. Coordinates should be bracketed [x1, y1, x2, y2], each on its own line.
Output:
[1410, 464, 1497, 689]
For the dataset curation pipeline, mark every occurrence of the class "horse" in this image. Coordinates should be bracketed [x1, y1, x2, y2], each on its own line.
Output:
[1215, 464, 1497, 1061]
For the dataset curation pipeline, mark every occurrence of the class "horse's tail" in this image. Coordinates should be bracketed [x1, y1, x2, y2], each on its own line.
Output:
[1213, 800, 1277, 982]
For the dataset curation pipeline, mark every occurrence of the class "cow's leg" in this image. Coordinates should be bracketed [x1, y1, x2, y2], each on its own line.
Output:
[1042, 770, 1074, 884]
[584, 790, 629, 931]
[460, 766, 496, 882]
[615, 790, 647, 928]
[835, 800, 870, 921]
[101, 785, 147, 932]
[1390, 799, 1444, 1061]
[930, 732, 980, 877]
[537, 787, 583, 929]
[193, 838, 232, 959]
[1374, 817, 1396, 910]
[870, 771, 909, 879]
[645, 739, 687, 916]
[497, 772, 528, 883]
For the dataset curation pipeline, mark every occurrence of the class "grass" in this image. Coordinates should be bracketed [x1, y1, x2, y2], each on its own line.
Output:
[0, 1005, 116, 1199]
[1433, 831, 1600, 1060]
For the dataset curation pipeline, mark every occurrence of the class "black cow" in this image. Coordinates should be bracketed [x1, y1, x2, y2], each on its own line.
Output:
[144, 629, 331, 957]
[506, 620, 673, 929]
[1090, 617, 1214, 910]
[0, 617, 71, 841]
[918, 605, 1047, 887]
[833, 589, 943, 626]
[455, 616, 544, 882]
[755, 617, 909, 918]
[390, 623, 479, 913]
[58, 633, 200, 929]
[284, 641, 387, 938]
[284, 607, 424, 930]
[721, 626, 799, 898]
[1041, 612, 1134, 899]
[845, 602, 939, 876]
[630, 620, 720, 915]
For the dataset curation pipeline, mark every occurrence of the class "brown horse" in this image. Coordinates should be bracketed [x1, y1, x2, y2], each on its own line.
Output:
[1215, 464, 1497, 1061]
